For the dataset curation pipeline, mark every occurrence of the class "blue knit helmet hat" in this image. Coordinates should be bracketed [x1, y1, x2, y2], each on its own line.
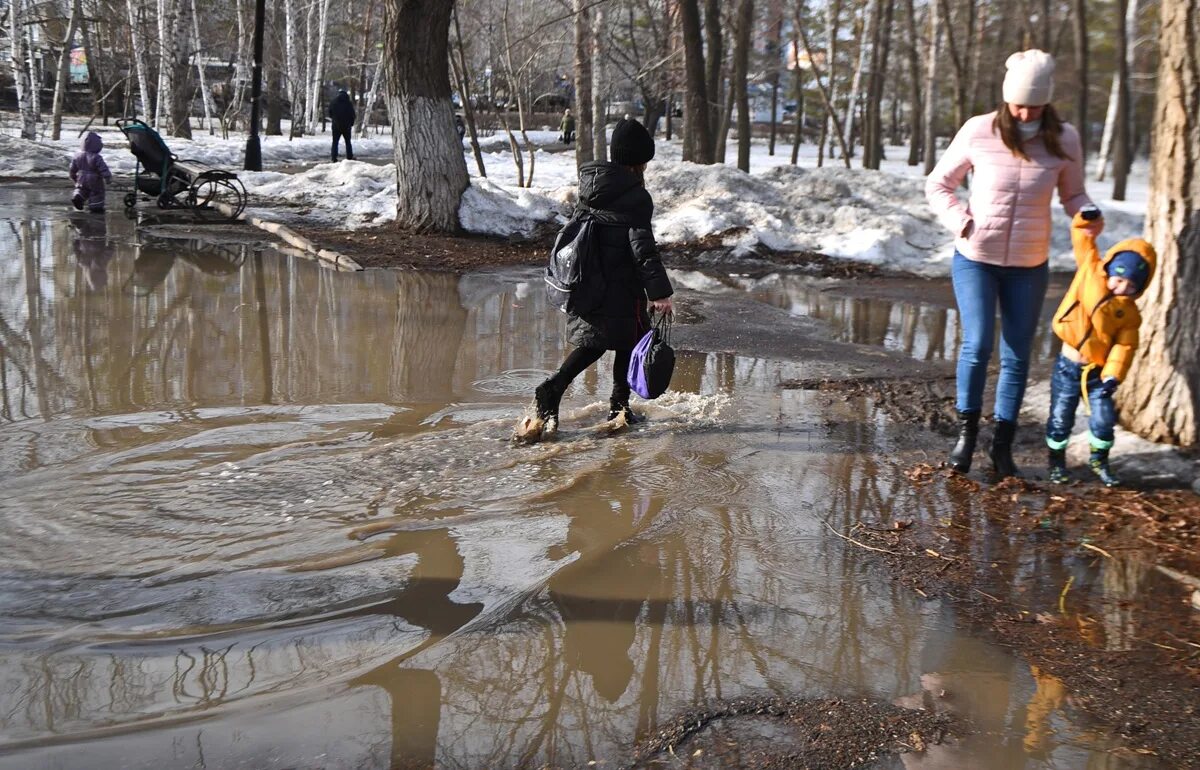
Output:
[1106, 250, 1151, 292]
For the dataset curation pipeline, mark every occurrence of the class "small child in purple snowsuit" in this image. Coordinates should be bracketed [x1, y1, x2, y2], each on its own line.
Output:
[69, 132, 113, 213]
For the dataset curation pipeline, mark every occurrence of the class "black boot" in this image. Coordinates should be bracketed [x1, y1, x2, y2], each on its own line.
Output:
[534, 380, 564, 430]
[607, 399, 646, 424]
[948, 411, 980, 473]
[1048, 447, 1069, 484]
[990, 419, 1018, 478]
[1089, 448, 1121, 487]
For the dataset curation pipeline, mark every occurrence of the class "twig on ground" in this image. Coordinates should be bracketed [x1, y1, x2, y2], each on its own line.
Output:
[1059, 575, 1075, 614]
[823, 519, 900, 555]
[1080, 542, 1113, 559]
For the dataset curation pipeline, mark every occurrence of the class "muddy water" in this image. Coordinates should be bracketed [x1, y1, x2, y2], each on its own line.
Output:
[0, 186, 1155, 769]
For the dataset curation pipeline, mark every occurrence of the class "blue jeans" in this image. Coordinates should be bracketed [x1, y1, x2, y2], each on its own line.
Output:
[1045, 354, 1116, 450]
[951, 251, 1049, 423]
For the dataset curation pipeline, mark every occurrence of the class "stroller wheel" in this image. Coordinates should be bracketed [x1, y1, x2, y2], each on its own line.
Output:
[123, 192, 137, 210]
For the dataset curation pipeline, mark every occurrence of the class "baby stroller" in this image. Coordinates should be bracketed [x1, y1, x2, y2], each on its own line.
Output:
[116, 118, 248, 221]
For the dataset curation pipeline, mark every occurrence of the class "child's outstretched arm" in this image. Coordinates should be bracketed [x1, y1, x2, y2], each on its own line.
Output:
[1070, 210, 1102, 269]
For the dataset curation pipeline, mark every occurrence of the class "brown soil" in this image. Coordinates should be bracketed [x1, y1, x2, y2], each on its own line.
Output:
[297, 225, 891, 278]
[629, 696, 958, 769]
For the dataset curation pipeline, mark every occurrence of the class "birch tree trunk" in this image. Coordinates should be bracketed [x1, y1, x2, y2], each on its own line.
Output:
[25, 14, 40, 125]
[843, 0, 875, 161]
[360, 52, 386, 136]
[190, 0, 215, 134]
[734, 0, 754, 172]
[823, 0, 842, 162]
[155, 0, 175, 128]
[308, 0, 331, 134]
[1117, 0, 1199, 446]
[591, 4, 608, 164]
[126, 0, 153, 119]
[169, 0, 193, 137]
[922, 0, 941, 176]
[9, 0, 37, 139]
[285, 0, 303, 136]
[51, 2, 81, 141]
[383, 0, 470, 232]
[573, 0, 595, 167]
[266, 0, 284, 134]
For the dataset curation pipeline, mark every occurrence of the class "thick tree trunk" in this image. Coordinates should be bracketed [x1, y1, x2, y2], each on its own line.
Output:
[9, 0, 37, 139]
[922, 0, 941, 176]
[169, 0, 193, 138]
[863, 0, 895, 169]
[679, 0, 713, 162]
[592, 5, 608, 163]
[1117, 0, 1199, 446]
[383, 0, 469, 232]
[574, 0, 595, 167]
[734, 0, 754, 172]
[1111, 0, 1132, 200]
[51, 3, 81, 141]
[1070, 0, 1088, 157]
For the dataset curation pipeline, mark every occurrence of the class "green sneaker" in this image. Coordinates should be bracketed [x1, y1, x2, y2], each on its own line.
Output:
[1089, 449, 1121, 488]
[1048, 448, 1069, 484]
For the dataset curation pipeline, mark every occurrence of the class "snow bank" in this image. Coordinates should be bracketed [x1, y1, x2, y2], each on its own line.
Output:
[458, 178, 569, 238]
[0, 135, 73, 176]
[242, 161, 399, 228]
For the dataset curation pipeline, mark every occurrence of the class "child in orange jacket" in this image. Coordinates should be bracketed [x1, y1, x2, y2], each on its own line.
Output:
[1045, 207, 1157, 487]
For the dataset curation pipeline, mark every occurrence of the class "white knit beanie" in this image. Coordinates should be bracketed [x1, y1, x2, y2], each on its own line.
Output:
[1002, 49, 1056, 106]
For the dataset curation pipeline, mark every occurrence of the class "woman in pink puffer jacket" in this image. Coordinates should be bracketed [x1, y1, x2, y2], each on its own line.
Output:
[926, 49, 1101, 479]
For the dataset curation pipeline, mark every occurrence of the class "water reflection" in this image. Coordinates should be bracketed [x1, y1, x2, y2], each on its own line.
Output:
[0, 188, 1158, 769]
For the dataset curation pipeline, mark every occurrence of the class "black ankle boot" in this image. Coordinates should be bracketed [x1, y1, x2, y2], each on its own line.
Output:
[948, 411, 980, 472]
[534, 380, 563, 428]
[607, 400, 645, 424]
[1048, 448, 1069, 484]
[1089, 448, 1121, 487]
[990, 419, 1018, 478]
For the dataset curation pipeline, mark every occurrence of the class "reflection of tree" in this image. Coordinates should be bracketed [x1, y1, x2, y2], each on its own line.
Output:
[1100, 552, 1149, 651]
[349, 527, 483, 769]
[390, 273, 468, 402]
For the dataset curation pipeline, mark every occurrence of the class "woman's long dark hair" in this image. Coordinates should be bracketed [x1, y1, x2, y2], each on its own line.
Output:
[993, 103, 1073, 161]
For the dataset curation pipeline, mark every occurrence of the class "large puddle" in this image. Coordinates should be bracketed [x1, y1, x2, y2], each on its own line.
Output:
[0, 186, 1157, 768]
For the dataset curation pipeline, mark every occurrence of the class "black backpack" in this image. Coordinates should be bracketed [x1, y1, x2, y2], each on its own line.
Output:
[545, 207, 605, 314]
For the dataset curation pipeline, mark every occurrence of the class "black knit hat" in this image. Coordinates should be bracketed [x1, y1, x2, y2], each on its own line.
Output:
[610, 118, 655, 166]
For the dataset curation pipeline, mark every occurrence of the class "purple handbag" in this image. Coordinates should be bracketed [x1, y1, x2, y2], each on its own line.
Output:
[627, 313, 675, 399]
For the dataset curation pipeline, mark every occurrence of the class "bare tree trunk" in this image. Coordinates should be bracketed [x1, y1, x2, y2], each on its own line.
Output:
[734, 0, 754, 172]
[592, 4, 608, 163]
[190, 0, 215, 134]
[715, 51, 734, 162]
[1070, 0, 1088, 157]
[790, 55, 804, 164]
[127, 0, 153, 119]
[903, 0, 922, 166]
[285, 0, 304, 136]
[843, 0, 876, 161]
[169, 0, 194, 138]
[863, 0, 896, 169]
[703, 0, 724, 148]
[797, 0, 851, 167]
[308, 0, 332, 134]
[450, 5, 485, 176]
[680, 0, 713, 162]
[922, 0, 941, 175]
[1112, 0, 1132, 200]
[383, 0, 470, 232]
[1097, 0, 1139, 180]
[9, 0, 37, 139]
[823, 0, 842, 161]
[80, 2, 106, 124]
[1117, 0, 1199, 446]
[767, 0, 783, 156]
[266, 0, 285, 135]
[51, 2, 81, 141]
[574, 0, 595, 167]
[155, 0, 176, 129]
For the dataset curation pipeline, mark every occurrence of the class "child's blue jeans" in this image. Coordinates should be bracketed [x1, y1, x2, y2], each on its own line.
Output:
[951, 251, 1050, 423]
[1045, 353, 1116, 451]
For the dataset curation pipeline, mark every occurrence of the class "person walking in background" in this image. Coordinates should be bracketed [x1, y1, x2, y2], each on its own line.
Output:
[925, 49, 1100, 478]
[69, 132, 112, 213]
[329, 89, 356, 162]
[1045, 211, 1157, 487]
[532, 118, 673, 433]
[560, 108, 576, 145]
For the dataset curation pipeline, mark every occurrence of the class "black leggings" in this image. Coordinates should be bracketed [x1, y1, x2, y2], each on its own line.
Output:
[547, 346, 632, 404]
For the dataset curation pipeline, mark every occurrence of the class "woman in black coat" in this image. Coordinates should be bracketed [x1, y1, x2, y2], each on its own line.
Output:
[535, 118, 674, 429]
